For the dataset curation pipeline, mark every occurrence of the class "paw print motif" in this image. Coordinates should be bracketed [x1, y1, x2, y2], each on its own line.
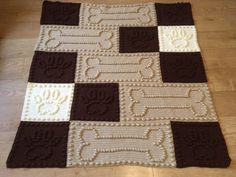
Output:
[24, 129, 61, 160]
[38, 56, 72, 78]
[165, 29, 193, 48]
[34, 89, 68, 116]
[82, 89, 113, 115]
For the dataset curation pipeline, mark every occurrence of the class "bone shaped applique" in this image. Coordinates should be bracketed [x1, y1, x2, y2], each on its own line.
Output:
[88, 6, 151, 24]
[79, 127, 166, 162]
[45, 29, 113, 50]
[129, 88, 208, 117]
[84, 57, 154, 79]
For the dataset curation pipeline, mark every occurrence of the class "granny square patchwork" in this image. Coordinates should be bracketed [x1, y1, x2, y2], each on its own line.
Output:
[7, 1, 231, 168]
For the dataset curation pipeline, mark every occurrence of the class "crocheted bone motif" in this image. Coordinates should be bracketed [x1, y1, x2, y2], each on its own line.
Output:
[79, 127, 166, 162]
[88, 6, 151, 24]
[45, 29, 113, 50]
[129, 88, 208, 117]
[85, 57, 154, 79]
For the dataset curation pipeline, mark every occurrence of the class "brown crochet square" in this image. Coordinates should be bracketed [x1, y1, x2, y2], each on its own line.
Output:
[70, 83, 120, 121]
[171, 122, 231, 168]
[160, 52, 207, 83]
[119, 27, 159, 53]
[28, 51, 77, 83]
[7, 122, 69, 168]
[40, 1, 80, 25]
[155, 3, 194, 25]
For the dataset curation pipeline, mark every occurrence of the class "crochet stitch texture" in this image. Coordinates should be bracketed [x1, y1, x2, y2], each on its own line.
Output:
[7, 1, 231, 168]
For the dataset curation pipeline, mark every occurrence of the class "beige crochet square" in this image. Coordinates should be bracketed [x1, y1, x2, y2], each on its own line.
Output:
[158, 26, 200, 52]
[21, 83, 74, 122]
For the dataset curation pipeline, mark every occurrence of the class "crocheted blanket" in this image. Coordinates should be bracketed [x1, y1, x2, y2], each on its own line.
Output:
[7, 1, 231, 168]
